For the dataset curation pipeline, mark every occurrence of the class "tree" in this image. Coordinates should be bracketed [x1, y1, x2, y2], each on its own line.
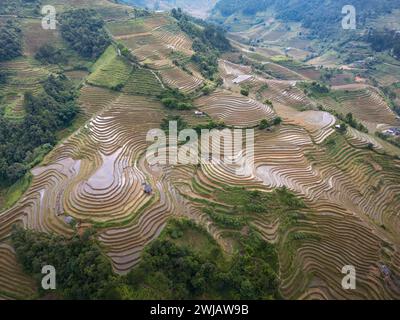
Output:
[0, 21, 22, 62]
[60, 9, 110, 59]
[273, 117, 282, 125]
[0, 70, 9, 84]
[241, 88, 249, 96]
[259, 119, 270, 130]
[35, 44, 67, 65]
[7, 163, 26, 181]
[11, 226, 122, 299]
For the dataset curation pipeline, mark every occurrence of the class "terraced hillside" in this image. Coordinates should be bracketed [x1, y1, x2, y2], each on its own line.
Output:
[107, 14, 204, 93]
[319, 86, 400, 132]
[1, 1, 400, 301]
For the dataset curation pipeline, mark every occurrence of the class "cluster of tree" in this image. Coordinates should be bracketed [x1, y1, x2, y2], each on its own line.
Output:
[34, 44, 68, 65]
[319, 105, 369, 133]
[366, 29, 400, 59]
[259, 117, 282, 130]
[192, 120, 226, 135]
[0, 20, 22, 62]
[0, 74, 78, 185]
[12, 217, 280, 300]
[172, 8, 231, 52]
[158, 89, 193, 110]
[171, 8, 231, 79]
[0, 0, 41, 16]
[304, 81, 330, 96]
[0, 70, 10, 84]
[339, 112, 368, 133]
[375, 131, 400, 149]
[160, 115, 188, 134]
[11, 226, 121, 299]
[127, 224, 280, 300]
[60, 9, 111, 59]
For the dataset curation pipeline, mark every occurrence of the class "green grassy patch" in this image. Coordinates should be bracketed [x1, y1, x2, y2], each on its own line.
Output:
[270, 55, 291, 63]
[87, 45, 132, 90]
[123, 68, 163, 96]
[0, 173, 32, 212]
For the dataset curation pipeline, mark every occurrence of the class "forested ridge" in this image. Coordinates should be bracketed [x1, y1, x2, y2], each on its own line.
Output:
[172, 8, 231, 79]
[60, 9, 111, 59]
[11, 218, 281, 300]
[0, 0, 41, 16]
[0, 74, 78, 186]
[0, 20, 23, 62]
[366, 29, 400, 59]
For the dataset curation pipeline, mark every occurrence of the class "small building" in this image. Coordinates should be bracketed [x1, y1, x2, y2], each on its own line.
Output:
[380, 264, 391, 277]
[383, 128, 400, 136]
[284, 47, 292, 55]
[143, 183, 153, 194]
[64, 216, 75, 225]
[232, 75, 253, 84]
[194, 111, 205, 116]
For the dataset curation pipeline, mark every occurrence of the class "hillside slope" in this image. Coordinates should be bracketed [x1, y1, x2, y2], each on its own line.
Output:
[211, 0, 400, 37]
[120, 0, 218, 18]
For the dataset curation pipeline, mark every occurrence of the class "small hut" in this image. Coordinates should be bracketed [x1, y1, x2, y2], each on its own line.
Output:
[380, 264, 391, 277]
[143, 183, 153, 195]
[64, 216, 75, 225]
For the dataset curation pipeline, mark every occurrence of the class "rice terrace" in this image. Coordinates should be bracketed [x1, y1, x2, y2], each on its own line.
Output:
[0, 0, 400, 303]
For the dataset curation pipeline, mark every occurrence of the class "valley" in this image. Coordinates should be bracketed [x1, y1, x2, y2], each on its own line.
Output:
[0, 0, 400, 300]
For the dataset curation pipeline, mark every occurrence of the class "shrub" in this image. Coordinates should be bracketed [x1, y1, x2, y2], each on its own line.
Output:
[35, 44, 67, 65]
[273, 117, 282, 125]
[241, 88, 249, 96]
[259, 119, 270, 130]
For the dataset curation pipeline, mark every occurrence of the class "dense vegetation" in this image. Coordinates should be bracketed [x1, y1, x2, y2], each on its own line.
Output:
[375, 131, 400, 149]
[60, 9, 111, 59]
[259, 117, 282, 130]
[11, 217, 279, 300]
[159, 88, 193, 110]
[366, 29, 400, 59]
[0, 70, 9, 84]
[0, 20, 23, 62]
[0, 74, 78, 186]
[172, 8, 231, 79]
[160, 115, 188, 133]
[35, 44, 68, 65]
[128, 219, 279, 299]
[11, 226, 121, 299]
[0, 0, 41, 16]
